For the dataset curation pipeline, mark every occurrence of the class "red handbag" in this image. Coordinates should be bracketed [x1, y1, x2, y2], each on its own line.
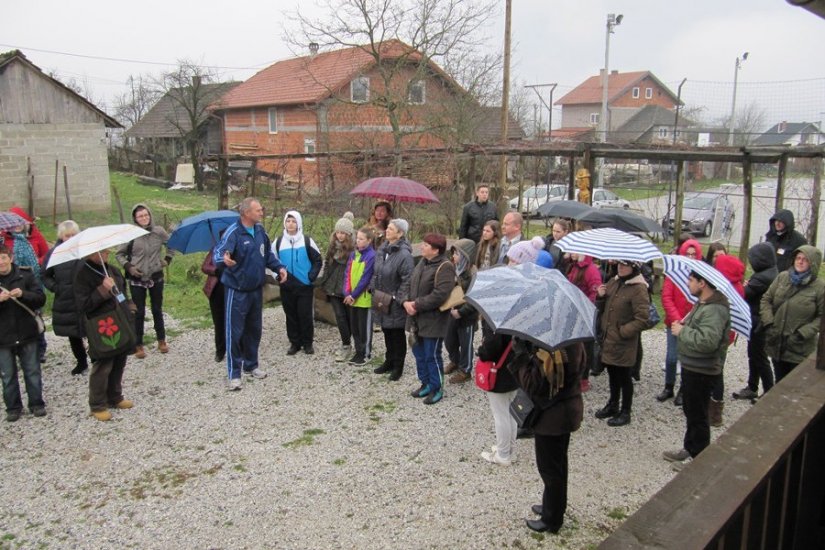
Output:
[474, 340, 513, 391]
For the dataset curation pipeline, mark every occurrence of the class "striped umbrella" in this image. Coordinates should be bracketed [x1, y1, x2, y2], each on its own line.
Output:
[0, 211, 27, 231]
[662, 255, 751, 339]
[555, 227, 663, 263]
[466, 263, 597, 351]
[350, 177, 439, 204]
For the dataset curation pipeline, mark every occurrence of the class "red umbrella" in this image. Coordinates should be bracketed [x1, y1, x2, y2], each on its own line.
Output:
[350, 177, 439, 204]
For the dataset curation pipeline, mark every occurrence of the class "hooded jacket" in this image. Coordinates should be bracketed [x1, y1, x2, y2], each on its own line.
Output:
[714, 253, 746, 345]
[765, 210, 808, 273]
[744, 242, 778, 333]
[115, 204, 173, 282]
[662, 239, 703, 326]
[9, 207, 49, 262]
[760, 245, 824, 364]
[273, 210, 322, 289]
[596, 271, 650, 367]
[678, 289, 731, 375]
[42, 240, 83, 338]
[450, 239, 480, 328]
[344, 245, 375, 308]
[567, 255, 602, 302]
[0, 264, 45, 348]
[371, 237, 414, 329]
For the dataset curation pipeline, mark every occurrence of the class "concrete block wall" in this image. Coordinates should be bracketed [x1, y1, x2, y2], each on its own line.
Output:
[0, 123, 111, 215]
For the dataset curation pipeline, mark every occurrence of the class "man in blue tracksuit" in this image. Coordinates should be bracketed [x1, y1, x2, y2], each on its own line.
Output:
[214, 198, 287, 391]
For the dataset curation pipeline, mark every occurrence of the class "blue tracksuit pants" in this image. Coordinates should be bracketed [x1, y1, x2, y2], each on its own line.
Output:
[225, 287, 263, 379]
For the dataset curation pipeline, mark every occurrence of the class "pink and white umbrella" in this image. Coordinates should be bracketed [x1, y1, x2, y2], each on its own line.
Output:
[350, 177, 439, 204]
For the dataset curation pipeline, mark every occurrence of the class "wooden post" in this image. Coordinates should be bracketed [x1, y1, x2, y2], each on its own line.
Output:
[673, 161, 685, 247]
[62, 165, 72, 219]
[739, 154, 752, 263]
[567, 155, 576, 200]
[218, 157, 228, 210]
[808, 156, 822, 246]
[53, 159, 59, 225]
[112, 184, 125, 223]
[775, 153, 787, 212]
[250, 158, 258, 198]
[26, 157, 35, 218]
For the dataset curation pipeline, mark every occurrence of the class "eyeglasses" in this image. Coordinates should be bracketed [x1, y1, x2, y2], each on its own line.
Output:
[685, 252, 697, 258]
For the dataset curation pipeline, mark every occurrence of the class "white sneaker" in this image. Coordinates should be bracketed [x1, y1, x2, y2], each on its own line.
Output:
[227, 378, 242, 391]
[481, 450, 512, 466]
[491, 445, 516, 463]
[246, 369, 267, 379]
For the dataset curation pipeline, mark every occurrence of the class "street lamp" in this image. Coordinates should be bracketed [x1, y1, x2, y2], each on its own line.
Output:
[598, 13, 623, 187]
[726, 51, 749, 180]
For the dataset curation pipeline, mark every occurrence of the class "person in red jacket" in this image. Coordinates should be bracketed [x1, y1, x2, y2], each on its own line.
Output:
[659, 239, 703, 404]
[567, 253, 602, 391]
[8, 207, 49, 264]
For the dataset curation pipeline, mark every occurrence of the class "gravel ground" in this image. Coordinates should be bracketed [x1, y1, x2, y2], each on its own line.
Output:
[0, 306, 753, 549]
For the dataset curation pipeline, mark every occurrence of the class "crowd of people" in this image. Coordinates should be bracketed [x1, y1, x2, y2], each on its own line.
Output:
[1, 188, 823, 535]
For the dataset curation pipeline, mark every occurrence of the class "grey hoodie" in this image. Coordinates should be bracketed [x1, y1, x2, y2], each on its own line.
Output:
[116, 203, 173, 281]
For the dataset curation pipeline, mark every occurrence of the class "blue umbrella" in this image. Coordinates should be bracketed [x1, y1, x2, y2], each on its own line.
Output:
[555, 227, 663, 263]
[662, 255, 751, 339]
[167, 210, 240, 254]
[466, 263, 597, 351]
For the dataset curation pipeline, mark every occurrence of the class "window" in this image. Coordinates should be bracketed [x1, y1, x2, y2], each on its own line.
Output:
[408, 80, 426, 104]
[645, 87, 653, 99]
[632, 87, 640, 99]
[268, 107, 277, 134]
[351, 76, 369, 103]
[304, 138, 316, 162]
[658, 127, 668, 139]
[589, 112, 600, 125]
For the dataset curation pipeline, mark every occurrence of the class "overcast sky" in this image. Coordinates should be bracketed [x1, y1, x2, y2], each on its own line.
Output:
[3, 0, 823, 127]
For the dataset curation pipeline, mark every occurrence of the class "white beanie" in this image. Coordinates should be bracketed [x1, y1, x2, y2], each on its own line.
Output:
[334, 212, 355, 235]
[506, 236, 545, 264]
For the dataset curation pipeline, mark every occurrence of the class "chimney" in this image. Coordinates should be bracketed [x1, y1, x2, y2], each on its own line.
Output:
[309, 42, 319, 57]
[611, 70, 619, 75]
[778, 121, 787, 133]
[599, 68, 605, 77]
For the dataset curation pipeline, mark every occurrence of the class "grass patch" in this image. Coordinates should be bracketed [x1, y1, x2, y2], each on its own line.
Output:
[607, 506, 628, 520]
[333, 458, 346, 465]
[283, 428, 326, 448]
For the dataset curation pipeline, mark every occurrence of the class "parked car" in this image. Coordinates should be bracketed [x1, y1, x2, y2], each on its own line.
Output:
[572, 187, 631, 209]
[661, 192, 734, 237]
[509, 184, 566, 217]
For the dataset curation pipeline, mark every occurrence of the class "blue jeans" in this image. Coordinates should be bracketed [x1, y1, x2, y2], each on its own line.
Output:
[0, 341, 44, 413]
[664, 327, 678, 386]
[412, 337, 444, 392]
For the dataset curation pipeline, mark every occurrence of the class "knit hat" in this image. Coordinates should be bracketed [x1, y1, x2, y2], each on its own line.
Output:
[535, 250, 554, 269]
[389, 218, 409, 235]
[334, 212, 355, 235]
[422, 233, 447, 254]
[506, 236, 545, 265]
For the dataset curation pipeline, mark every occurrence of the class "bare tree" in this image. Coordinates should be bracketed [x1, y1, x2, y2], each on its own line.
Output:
[113, 75, 160, 129]
[153, 60, 226, 191]
[734, 102, 767, 146]
[284, 0, 498, 175]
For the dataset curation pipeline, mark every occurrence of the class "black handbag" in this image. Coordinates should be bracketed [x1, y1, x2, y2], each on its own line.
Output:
[509, 389, 538, 428]
[85, 301, 137, 359]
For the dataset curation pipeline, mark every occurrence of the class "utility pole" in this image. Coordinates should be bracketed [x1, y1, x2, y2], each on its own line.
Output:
[597, 13, 623, 188]
[498, 0, 512, 210]
[525, 83, 558, 187]
[726, 52, 749, 181]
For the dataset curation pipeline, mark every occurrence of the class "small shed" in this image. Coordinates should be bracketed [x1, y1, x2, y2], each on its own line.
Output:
[0, 50, 122, 215]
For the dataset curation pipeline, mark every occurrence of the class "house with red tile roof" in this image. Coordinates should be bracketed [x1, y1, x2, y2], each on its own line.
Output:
[215, 40, 509, 188]
[555, 70, 680, 142]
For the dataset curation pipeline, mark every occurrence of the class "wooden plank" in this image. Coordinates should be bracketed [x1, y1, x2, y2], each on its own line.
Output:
[600, 356, 825, 549]
[740, 155, 752, 263]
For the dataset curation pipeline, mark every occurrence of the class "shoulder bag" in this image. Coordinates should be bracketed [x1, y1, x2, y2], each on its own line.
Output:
[372, 289, 393, 315]
[85, 300, 137, 360]
[509, 388, 537, 428]
[434, 261, 465, 311]
[475, 340, 513, 391]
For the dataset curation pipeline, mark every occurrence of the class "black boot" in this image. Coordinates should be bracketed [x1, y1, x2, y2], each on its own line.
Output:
[674, 387, 683, 407]
[388, 361, 403, 381]
[595, 401, 619, 419]
[373, 361, 392, 374]
[607, 411, 631, 427]
[656, 384, 674, 402]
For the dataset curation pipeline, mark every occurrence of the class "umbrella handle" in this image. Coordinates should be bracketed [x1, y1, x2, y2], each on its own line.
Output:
[97, 252, 125, 300]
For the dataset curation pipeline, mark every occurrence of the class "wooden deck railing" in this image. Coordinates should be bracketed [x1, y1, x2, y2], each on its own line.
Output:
[599, 350, 825, 549]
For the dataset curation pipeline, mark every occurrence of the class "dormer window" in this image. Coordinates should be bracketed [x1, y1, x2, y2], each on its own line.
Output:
[351, 76, 369, 103]
[408, 80, 426, 105]
[632, 87, 640, 99]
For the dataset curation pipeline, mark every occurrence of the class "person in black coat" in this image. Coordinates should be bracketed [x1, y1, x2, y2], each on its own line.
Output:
[0, 244, 47, 421]
[458, 184, 498, 243]
[42, 220, 89, 375]
[74, 249, 134, 422]
[765, 209, 807, 273]
[733, 243, 779, 400]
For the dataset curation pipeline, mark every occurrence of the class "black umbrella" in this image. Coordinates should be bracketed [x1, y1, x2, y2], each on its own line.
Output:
[537, 200, 594, 220]
[577, 208, 663, 234]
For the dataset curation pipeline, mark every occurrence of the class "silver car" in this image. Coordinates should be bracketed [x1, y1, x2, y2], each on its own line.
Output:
[662, 192, 734, 237]
[509, 184, 566, 217]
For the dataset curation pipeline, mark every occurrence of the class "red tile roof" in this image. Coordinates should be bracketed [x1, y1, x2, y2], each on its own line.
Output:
[555, 71, 676, 106]
[220, 40, 429, 109]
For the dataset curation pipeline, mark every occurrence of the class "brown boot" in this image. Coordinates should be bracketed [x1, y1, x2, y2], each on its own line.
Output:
[158, 340, 169, 353]
[134, 345, 146, 359]
[444, 362, 458, 375]
[709, 398, 724, 427]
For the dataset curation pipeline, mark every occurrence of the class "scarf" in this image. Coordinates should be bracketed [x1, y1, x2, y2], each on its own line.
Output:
[789, 269, 810, 286]
[11, 232, 41, 284]
[536, 348, 567, 398]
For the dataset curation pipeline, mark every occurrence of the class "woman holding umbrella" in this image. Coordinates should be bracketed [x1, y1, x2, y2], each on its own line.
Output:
[594, 260, 650, 427]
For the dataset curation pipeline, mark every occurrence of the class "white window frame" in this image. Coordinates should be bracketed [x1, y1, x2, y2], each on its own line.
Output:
[589, 112, 600, 125]
[351, 76, 370, 103]
[304, 138, 316, 162]
[408, 80, 426, 105]
[658, 127, 669, 139]
[632, 87, 640, 99]
[268, 107, 277, 134]
[645, 87, 653, 99]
